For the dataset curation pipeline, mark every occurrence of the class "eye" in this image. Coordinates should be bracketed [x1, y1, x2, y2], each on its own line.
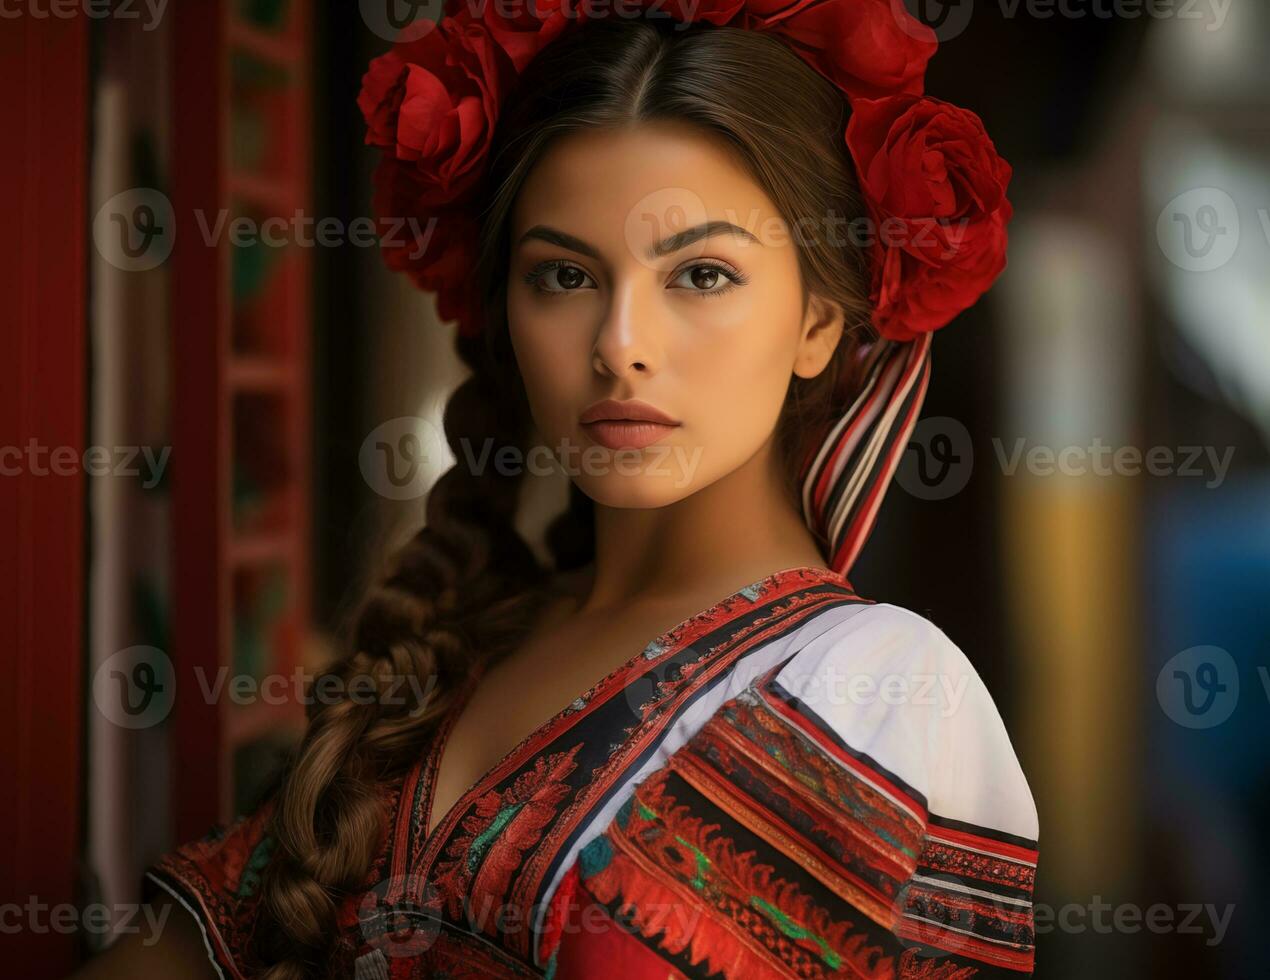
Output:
[523, 259, 597, 294]
[668, 261, 749, 297]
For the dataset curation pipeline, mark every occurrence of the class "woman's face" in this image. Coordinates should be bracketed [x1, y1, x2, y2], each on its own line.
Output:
[507, 120, 842, 508]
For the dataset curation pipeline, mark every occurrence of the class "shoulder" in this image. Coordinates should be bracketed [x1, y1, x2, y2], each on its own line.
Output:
[773, 601, 1039, 846]
[143, 804, 276, 979]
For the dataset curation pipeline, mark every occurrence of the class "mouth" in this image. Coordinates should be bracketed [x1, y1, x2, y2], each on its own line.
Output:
[580, 419, 679, 451]
[578, 398, 681, 451]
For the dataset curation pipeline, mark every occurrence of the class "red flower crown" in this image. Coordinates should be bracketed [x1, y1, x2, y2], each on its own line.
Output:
[357, 0, 1013, 343]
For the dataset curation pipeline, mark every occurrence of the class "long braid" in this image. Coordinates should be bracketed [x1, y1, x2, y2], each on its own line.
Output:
[252, 332, 556, 978]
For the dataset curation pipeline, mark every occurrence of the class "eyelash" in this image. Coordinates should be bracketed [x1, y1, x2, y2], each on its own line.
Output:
[522, 259, 749, 298]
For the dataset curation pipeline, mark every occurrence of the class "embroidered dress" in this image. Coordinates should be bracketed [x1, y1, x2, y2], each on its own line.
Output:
[145, 565, 1038, 979]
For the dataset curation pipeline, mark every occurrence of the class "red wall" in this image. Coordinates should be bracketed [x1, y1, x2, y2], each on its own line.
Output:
[0, 12, 90, 977]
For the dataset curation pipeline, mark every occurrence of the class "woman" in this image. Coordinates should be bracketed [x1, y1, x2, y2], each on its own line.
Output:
[76, 5, 1037, 978]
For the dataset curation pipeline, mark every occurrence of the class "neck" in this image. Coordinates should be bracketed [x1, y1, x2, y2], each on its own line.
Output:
[576, 438, 829, 612]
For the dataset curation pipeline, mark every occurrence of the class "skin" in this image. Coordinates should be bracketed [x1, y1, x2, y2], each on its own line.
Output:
[68, 119, 845, 976]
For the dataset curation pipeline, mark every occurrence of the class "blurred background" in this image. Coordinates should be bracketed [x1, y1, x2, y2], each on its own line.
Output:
[3, 0, 1268, 976]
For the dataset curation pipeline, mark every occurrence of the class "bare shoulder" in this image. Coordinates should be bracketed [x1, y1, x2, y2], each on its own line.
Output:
[65, 899, 218, 980]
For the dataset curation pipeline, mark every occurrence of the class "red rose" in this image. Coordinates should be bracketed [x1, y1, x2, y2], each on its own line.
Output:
[596, 0, 935, 97]
[454, 0, 578, 72]
[357, 16, 515, 209]
[370, 155, 485, 337]
[846, 94, 1013, 340]
[743, 0, 936, 100]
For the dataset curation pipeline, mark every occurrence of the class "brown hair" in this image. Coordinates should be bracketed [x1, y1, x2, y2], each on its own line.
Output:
[253, 15, 880, 978]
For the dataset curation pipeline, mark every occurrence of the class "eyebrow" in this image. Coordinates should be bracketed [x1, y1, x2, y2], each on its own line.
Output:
[517, 219, 760, 261]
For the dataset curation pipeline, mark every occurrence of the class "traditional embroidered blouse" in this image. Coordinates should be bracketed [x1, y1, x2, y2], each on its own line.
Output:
[145, 565, 1039, 979]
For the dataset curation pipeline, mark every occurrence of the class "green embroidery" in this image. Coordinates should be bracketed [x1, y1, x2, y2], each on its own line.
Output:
[749, 896, 842, 969]
[636, 801, 657, 821]
[579, 835, 613, 878]
[673, 835, 711, 891]
[237, 836, 275, 899]
[467, 802, 524, 873]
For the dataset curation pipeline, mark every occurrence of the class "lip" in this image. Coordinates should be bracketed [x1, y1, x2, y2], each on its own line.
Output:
[582, 420, 678, 451]
[579, 398, 680, 426]
[579, 398, 681, 451]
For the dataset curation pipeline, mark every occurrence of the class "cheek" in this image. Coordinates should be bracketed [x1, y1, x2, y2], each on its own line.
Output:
[508, 310, 588, 440]
[680, 336, 793, 458]
[685, 284, 802, 414]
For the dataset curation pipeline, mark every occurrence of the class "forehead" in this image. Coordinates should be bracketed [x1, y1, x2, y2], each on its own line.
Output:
[511, 120, 783, 252]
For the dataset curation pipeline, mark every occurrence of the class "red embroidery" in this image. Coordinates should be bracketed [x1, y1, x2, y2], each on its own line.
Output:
[432, 744, 583, 928]
[586, 774, 897, 979]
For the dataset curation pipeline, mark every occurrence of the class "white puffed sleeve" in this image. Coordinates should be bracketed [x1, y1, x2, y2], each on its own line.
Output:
[771, 602, 1040, 975]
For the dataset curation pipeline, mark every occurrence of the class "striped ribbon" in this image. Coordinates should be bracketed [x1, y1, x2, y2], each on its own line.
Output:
[800, 333, 933, 578]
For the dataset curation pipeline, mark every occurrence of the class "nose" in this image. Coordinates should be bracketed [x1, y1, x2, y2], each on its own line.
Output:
[591, 278, 661, 378]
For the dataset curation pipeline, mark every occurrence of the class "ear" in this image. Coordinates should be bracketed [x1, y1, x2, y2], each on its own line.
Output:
[793, 293, 845, 381]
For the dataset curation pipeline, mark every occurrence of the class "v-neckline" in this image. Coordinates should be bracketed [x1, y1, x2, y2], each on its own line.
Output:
[419, 563, 847, 843]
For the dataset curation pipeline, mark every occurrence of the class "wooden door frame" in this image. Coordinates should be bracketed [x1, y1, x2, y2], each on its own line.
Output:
[0, 12, 90, 977]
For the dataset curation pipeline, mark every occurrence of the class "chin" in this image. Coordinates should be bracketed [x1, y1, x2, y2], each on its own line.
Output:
[571, 472, 698, 509]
